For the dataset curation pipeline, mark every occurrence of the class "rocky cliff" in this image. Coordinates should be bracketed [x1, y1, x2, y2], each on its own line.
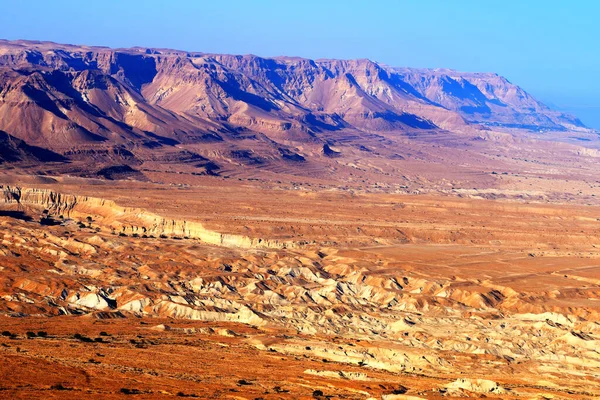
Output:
[1, 185, 293, 249]
[0, 40, 584, 153]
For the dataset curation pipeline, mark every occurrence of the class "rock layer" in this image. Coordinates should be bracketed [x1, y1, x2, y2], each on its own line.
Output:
[1, 185, 292, 249]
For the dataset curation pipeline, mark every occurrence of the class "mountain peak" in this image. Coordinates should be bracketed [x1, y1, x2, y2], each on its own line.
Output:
[0, 39, 589, 180]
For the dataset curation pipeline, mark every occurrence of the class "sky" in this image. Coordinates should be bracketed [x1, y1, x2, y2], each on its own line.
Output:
[2, 0, 599, 128]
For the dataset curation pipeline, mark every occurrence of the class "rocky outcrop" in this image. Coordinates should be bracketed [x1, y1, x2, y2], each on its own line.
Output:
[444, 378, 506, 395]
[1, 185, 293, 249]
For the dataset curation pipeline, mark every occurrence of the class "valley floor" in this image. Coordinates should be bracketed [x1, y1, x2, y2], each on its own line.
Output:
[1, 177, 600, 399]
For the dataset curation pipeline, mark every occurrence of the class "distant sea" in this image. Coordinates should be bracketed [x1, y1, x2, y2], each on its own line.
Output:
[560, 106, 600, 130]
[539, 96, 600, 130]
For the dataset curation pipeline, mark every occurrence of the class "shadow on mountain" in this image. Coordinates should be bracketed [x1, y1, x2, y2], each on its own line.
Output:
[230, 149, 265, 165]
[303, 113, 345, 132]
[441, 77, 493, 114]
[461, 105, 491, 114]
[375, 112, 437, 129]
[96, 165, 147, 181]
[194, 160, 221, 176]
[279, 147, 306, 162]
[387, 73, 439, 105]
[323, 144, 342, 158]
[216, 81, 279, 112]
[0, 130, 68, 163]
[441, 77, 489, 103]
[144, 131, 180, 146]
[21, 85, 69, 120]
[113, 53, 158, 90]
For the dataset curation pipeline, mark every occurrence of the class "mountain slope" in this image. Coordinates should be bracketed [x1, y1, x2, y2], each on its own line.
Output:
[392, 67, 584, 130]
[0, 130, 66, 164]
[0, 39, 588, 180]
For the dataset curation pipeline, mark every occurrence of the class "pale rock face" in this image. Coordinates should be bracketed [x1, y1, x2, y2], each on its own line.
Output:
[445, 378, 506, 395]
[69, 293, 110, 310]
[1, 186, 293, 250]
[304, 369, 370, 381]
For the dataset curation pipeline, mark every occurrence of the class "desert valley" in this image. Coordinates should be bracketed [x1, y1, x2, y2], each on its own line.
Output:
[0, 39, 600, 399]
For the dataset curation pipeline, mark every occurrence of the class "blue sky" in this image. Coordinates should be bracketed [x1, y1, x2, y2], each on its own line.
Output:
[2, 0, 599, 128]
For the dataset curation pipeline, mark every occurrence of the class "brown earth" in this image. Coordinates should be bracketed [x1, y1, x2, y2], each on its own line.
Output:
[1, 177, 600, 399]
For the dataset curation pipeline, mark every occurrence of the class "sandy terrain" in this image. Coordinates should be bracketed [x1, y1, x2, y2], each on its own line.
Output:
[1, 178, 599, 399]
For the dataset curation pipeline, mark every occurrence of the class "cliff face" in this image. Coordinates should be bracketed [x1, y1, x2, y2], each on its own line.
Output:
[0, 40, 584, 153]
[391, 68, 584, 129]
[1, 186, 293, 249]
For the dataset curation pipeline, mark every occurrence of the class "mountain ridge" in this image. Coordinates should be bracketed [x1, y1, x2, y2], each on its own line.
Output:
[0, 39, 590, 182]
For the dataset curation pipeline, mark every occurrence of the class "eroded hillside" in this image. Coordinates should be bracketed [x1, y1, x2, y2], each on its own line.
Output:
[1, 182, 600, 398]
[0, 40, 594, 187]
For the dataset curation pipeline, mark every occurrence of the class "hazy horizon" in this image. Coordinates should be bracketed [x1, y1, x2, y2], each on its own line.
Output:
[2, 0, 598, 128]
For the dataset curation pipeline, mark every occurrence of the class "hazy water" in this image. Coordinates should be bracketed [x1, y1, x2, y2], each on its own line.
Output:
[562, 106, 600, 130]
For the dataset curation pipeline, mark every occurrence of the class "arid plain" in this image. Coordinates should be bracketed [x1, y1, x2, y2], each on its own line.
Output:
[2, 171, 600, 399]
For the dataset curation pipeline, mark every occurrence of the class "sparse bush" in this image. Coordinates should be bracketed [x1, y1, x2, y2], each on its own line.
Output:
[26, 331, 37, 338]
[74, 333, 94, 343]
[120, 388, 141, 395]
[37, 331, 48, 337]
[1, 331, 11, 337]
[391, 385, 408, 395]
